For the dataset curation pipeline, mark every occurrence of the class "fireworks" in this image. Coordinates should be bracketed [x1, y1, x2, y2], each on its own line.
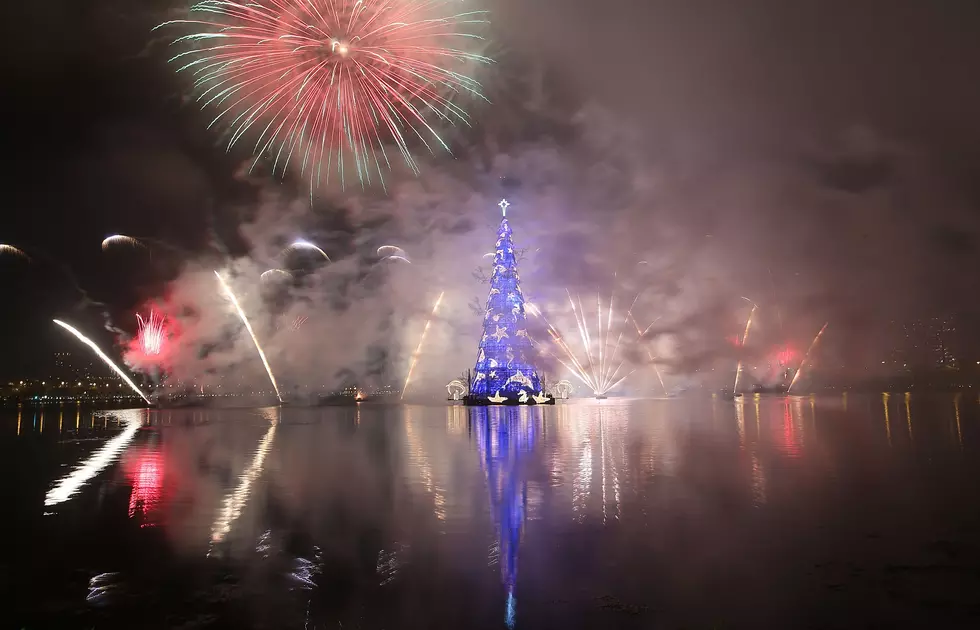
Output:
[101, 235, 144, 251]
[214, 271, 282, 402]
[136, 311, 167, 356]
[627, 312, 667, 396]
[733, 305, 757, 394]
[53, 320, 152, 404]
[530, 289, 638, 397]
[286, 239, 331, 261]
[787, 323, 828, 393]
[260, 268, 292, 281]
[378, 245, 411, 263]
[0, 243, 29, 259]
[156, 0, 491, 189]
[401, 290, 444, 398]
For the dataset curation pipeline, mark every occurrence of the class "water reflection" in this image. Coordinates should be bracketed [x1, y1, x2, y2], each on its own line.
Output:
[472, 407, 535, 629]
[6, 395, 980, 628]
[777, 399, 803, 458]
[44, 409, 144, 506]
[405, 406, 447, 523]
[209, 406, 279, 547]
[124, 438, 165, 526]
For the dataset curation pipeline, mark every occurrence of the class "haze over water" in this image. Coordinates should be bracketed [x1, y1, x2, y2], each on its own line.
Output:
[3, 395, 980, 628]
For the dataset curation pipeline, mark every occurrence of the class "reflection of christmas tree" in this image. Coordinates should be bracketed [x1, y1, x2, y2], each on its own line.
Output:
[471, 407, 534, 629]
[470, 200, 544, 401]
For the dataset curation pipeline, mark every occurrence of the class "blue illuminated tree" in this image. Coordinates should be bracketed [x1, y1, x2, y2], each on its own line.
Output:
[470, 200, 544, 401]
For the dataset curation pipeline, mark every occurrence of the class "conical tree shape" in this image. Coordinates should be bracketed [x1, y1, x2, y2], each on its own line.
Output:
[471, 203, 543, 400]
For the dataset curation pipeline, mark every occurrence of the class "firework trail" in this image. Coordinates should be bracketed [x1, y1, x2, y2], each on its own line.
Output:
[378, 245, 411, 263]
[53, 320, 152, 404]
[0, 244, 29, 260]
[137, 311, 167, 356]
[286, 239, 331, 261]
[531, 289, 638, 397]
[260, 268, 292, 281]
[101, 235, 145, 251]
[156, 0, 491, 190]
[627, 312, 667, 396]
[787, 323, 829, 393]
[214, 271, 282, 402]
[377, 245, 408, 257]
[768, 267, 784, 338]
[733, 305, 757, 394]
[401, 290, 445, 399]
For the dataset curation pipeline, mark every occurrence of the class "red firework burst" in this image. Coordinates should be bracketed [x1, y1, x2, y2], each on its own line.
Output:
[157, 0, 490, 189]
[125, 308, 176, 372]
[137, 311, 167, 356]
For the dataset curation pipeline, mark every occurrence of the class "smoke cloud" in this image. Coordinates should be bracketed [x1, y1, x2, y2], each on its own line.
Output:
[12, 0, 980, 392]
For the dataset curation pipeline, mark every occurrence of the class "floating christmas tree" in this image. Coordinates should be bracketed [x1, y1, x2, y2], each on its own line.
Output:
[468, 200, 550, 404]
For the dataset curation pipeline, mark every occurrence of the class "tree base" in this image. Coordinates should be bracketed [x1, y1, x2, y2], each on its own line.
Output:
[463, 394, 556, 406]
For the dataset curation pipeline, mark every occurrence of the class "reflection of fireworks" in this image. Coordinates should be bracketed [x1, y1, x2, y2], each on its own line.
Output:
[0, 243, 29, 259]
[787, 323, 828, 393]
[101, 234, 144, 251]
[53, 320, 151, 404]
[733, 305, 757, 393]
[156, 0, 489, 189]
[402, 291, 445, 398]
[214, 271, 282, 402]
[137, 311, 166, 356]
[210, 413, 277, 544]
[45, 410, 144, 506]
[126, 446, 165, 523]
[286, 239, 330, 261]
[530, 289, 637, 397]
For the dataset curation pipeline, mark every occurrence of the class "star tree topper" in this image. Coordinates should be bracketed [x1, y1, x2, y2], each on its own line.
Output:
[499, 198, 510, 217]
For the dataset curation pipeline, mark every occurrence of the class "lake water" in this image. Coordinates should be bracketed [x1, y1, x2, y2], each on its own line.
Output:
[3, 394, 980, 628]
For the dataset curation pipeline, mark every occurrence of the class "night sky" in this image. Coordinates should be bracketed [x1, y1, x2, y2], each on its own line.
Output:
[3, 1, 980, 387]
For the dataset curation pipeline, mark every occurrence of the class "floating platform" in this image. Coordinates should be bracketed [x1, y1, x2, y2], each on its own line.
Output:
[463, 394, 556, 406]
